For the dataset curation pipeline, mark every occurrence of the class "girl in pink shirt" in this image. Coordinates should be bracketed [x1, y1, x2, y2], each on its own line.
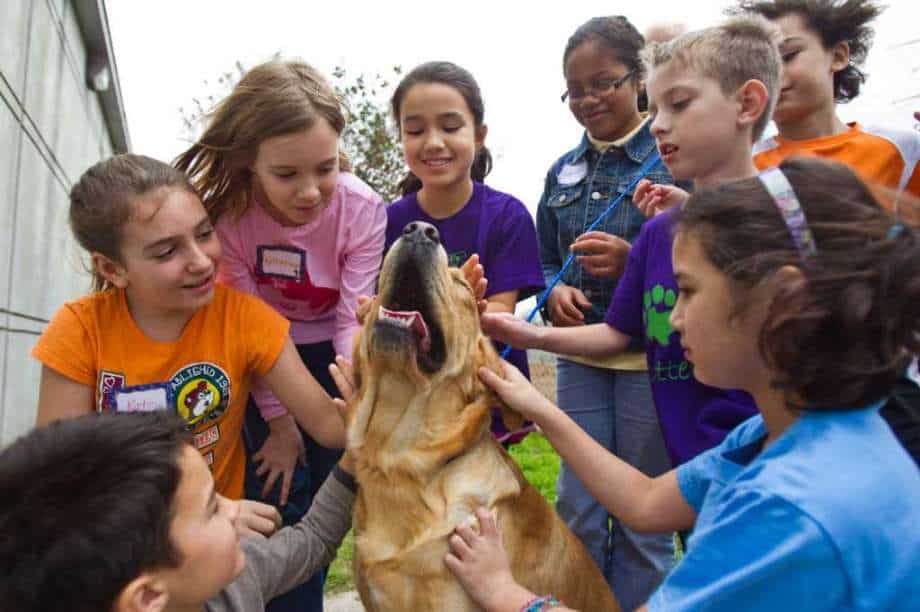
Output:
[174, 59, 385, 612]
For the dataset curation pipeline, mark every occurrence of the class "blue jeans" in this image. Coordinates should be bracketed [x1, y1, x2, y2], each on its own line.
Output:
[243, 341, 343, 612]
[555, 359, 673, 611]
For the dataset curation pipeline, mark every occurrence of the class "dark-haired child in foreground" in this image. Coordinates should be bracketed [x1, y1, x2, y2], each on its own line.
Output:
[0, 412, 355, 612]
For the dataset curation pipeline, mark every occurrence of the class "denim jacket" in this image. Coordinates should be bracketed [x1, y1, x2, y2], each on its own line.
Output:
[536, 121, 673, 324]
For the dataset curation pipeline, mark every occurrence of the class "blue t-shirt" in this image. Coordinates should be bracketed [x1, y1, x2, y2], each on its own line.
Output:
[385, 182, 545, 378]
[605, 208, 757, 465]
[649, 405, 920, 611]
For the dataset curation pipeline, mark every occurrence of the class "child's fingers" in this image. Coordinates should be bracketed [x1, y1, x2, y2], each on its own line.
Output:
[253, 453, 270, 478]
[633, 178, 652, 202]
[261, 467, 282, 500]
[279, 467, 294, 507]
[474, 506, 498, 538]
[355, 295, 375, 324]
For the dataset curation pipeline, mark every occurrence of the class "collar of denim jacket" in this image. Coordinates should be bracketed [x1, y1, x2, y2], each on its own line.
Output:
[570, 116, 657, 166]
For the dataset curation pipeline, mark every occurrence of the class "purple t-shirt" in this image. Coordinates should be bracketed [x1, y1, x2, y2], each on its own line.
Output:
[385, 182, 545, 380]
[605, 209, 757, 465]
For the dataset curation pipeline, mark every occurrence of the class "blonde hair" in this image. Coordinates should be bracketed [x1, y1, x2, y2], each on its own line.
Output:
[641, 14, 782, 141]
[174, 59, 351, 222]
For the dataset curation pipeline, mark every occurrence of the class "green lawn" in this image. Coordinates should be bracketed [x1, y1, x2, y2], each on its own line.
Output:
[324, 433, 561, 595]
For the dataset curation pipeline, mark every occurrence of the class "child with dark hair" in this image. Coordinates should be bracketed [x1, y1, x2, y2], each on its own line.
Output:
[736, 0, 920, 199]
[0, 412, 355, 612]
[735, 0, 920, 462]
[528, 17, 676, 606]
[31, 154, 345, 526]
[449, 157, 920, 611]
[384, 61, 545, 446]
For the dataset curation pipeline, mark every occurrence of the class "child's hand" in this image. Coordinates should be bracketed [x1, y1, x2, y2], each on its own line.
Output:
[253, 414, 306, 507]
[234, 498, 283, 538]
[481, 312, 545, 350]
[545, 285, 592, 327]
[633, 179, 689, 217]
[479, 360, 556, 424]
[329, 355, 356, 404]
[461, 253, 489, 314]
[571, 231, 631, 279]
[445, 507, 519, 612]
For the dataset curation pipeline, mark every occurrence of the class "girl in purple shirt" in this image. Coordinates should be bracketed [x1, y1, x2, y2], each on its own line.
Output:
[385, 61, 545, 444]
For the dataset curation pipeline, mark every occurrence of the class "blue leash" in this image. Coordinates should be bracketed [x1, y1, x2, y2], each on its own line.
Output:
[500, 151, 661, 359]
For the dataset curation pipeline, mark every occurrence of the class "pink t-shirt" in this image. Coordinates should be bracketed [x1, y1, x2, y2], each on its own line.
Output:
[216, 172, 386, 419]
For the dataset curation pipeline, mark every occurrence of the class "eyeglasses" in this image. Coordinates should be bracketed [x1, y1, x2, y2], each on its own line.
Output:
[561, 70, 636, 103]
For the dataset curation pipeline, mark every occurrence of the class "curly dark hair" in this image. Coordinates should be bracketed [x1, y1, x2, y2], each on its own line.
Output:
[675, 157, 920, 411]
[0, 413, 192, 612]
[733, 0, 882, 103]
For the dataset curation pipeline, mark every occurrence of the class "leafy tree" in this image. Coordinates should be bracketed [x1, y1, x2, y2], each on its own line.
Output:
[179, 61, 405, 202]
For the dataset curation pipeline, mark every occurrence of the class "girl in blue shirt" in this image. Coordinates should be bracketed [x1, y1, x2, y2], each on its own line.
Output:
[447, 157, 920, 612]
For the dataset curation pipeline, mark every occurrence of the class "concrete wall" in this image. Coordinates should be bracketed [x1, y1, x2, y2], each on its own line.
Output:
[0, 0, 127, 444]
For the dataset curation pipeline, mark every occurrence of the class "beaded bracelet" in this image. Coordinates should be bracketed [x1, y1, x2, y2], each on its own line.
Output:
[522, 595, 562, 612]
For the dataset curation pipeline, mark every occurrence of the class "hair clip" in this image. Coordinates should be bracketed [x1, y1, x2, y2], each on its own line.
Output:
[758, 167, 817, 258]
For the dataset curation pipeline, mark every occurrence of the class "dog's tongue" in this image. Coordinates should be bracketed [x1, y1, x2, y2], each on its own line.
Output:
[379, 306, 431, 352]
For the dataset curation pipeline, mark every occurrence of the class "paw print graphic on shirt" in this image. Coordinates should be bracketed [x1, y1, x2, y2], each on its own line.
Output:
[643, 284, 676, 346]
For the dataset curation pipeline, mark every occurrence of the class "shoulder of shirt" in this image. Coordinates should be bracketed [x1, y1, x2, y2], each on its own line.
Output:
[336, 172, 384, 205]
[478, 183, 528, 212]
[752, 135, 780, 156]
[546, 141, 589, 177]
[861, 123, 920, 163]
[57, 289, 120, 320]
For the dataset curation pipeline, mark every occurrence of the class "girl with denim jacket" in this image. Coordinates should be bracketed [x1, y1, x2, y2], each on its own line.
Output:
[534, 16, 675, 610]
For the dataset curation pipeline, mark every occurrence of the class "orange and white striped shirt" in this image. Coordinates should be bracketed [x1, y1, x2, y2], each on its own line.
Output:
[754, 122, 920, 210]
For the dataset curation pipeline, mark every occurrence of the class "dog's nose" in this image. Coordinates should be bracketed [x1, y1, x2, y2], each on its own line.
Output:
[402, 221, 440, 245]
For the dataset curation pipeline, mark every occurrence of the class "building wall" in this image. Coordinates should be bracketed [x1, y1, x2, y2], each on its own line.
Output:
[0, 0, 124, 444]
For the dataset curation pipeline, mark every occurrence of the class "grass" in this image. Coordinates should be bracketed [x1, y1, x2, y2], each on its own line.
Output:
[324, 432, 562, 595]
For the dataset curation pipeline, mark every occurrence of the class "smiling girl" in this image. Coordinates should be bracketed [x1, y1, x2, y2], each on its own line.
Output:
[384, 61, 545, 446]
[174, 59, 385, 612]
[32, 154, 344, 509]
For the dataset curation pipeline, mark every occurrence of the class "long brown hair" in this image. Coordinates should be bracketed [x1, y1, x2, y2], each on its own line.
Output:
[70, 154, 197, 292]
[675, 157, 920, 410]
[173, 60, 351, 223]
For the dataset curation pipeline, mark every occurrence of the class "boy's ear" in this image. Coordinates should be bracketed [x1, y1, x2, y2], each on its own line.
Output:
[830, 41, 850, 73]
[735, 79, 769, 133]
[91, 252, 129, 289]
[113, 574, 169, 612]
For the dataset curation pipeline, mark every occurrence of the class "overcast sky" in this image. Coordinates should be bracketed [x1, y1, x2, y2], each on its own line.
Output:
[105, 0, 918, 212]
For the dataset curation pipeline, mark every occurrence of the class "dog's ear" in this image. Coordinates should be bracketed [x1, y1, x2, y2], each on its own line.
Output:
[351, 327, 364, 394]
[476, 335, 525, 432]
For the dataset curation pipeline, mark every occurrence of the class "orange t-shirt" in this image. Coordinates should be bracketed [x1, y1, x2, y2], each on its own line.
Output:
[754, 122, 920, 205]
[32, 283, 289, 499]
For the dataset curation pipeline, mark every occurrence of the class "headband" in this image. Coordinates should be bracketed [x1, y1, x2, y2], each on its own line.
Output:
[758, 167, 817, 258]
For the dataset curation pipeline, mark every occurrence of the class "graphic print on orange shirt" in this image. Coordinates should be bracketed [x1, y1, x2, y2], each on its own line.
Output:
[256, 245, 339, 313]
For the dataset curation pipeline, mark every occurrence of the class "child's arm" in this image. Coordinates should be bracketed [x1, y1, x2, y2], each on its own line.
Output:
[481, 313, 632, 358]
[446, 507, 577, 612]
[261, 339, 346, 449]
[480, 361, 695, 533]
[333, 199, 386, 359]
[35, 366, 94, 426]
[233, 459, 357, 603]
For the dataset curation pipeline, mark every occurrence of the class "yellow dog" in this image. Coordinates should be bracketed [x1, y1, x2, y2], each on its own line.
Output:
[346, 221, 619, 611]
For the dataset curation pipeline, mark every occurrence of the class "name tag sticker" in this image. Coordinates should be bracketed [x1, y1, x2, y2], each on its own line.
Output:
[113, 383, 173, 414]
[257, 246, 305, 282]
[557, 161, 587, 186]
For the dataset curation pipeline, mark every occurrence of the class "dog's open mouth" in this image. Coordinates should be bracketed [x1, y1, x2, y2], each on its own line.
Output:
[374, 253, 447, 374]
[378, 307, 431, 352]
